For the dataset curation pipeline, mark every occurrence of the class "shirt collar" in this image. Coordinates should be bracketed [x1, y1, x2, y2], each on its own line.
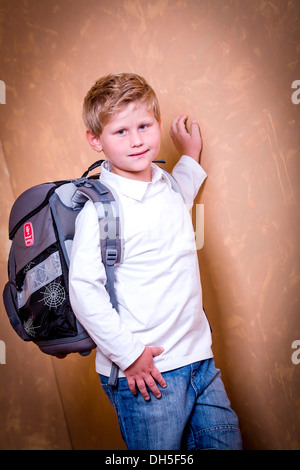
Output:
[99, 160, 172, 201]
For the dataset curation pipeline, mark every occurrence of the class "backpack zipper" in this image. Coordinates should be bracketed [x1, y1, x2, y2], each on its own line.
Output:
[9, 183, 66, 240]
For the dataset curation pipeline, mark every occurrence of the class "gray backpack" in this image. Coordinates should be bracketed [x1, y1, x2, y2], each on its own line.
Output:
[3, 160, 181, 385]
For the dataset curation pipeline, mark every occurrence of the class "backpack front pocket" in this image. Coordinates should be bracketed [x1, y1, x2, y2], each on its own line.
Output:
[15, 243, 77, 340]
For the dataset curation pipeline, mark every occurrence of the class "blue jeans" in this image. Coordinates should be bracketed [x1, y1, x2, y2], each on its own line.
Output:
[100, 358, 242, 450]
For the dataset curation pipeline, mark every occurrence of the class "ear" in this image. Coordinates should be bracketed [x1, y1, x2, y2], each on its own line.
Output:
[86, 130, 103, 153]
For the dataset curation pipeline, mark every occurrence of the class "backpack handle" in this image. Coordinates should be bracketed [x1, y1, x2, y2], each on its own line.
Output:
[81, 159, 166, 178]
[81, 160, 104, 178]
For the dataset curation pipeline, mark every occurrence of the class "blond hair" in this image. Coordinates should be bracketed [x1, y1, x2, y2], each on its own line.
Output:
[83, 73, 161, 137]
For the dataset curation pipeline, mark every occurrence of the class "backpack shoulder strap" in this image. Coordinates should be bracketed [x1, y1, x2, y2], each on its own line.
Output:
[73, 178, 120, 386]
[73, 179, 121, 300]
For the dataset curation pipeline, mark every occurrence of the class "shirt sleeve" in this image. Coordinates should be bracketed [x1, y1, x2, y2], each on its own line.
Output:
[172, 155, 207, 205]
[69, 200, 145, 371]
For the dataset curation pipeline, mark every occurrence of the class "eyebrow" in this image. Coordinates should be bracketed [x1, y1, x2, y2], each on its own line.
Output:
[111, 117, 154, 132]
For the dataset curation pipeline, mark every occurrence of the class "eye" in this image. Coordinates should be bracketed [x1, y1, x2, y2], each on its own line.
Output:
[139, 123, 149, 130]
[116, 129, 127, 136]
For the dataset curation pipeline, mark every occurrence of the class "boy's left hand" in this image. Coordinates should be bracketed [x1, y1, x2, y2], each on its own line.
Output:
[170, 115, 202, 163]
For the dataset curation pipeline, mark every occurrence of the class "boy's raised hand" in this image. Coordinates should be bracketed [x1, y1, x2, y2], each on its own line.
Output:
[124, 346, 167, 401]
[170, 114, 202, 163]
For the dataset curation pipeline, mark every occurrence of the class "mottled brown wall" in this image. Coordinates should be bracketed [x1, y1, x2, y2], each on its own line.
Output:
[0, 0, 299, 450]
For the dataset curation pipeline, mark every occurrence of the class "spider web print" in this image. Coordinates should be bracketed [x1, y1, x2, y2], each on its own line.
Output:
[23, 316, 40, 337]
[39, 281, 66, 308]
[18, 251, 62, 309]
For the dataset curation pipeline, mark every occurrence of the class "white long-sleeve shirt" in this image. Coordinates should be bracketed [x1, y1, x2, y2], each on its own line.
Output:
[69, 155, 213, 377]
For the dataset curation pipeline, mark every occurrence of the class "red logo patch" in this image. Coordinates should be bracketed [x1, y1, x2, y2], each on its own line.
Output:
[24, 222, 34, 247]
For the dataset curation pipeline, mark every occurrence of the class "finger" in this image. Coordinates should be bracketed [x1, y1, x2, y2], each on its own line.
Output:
[191, 120, 203, 149]
[145, 376, 162, 399]
[170, 115, 181, 137]
[177, 115, 190, 136]
[150, 346, 164, 357]
[190, 119, 200, 136]
[176, 114, 188, 132]
[127, 377, 137, 396]
[136, 378, 150, 401]
[151, 367, 167, 389]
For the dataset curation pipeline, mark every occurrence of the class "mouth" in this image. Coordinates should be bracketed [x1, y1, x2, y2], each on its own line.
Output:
[127, 149, 150, 158]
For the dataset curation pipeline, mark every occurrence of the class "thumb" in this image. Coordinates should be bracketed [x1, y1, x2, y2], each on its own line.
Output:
[191, 120, 202, 149]
[150, 346, 164, 357]
[190, 119, 200, 135]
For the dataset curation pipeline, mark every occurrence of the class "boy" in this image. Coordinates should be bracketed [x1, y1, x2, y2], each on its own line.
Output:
[69, 73, 242, 450]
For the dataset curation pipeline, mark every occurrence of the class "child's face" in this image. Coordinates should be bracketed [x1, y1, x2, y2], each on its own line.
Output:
[89, 101, 161, 181]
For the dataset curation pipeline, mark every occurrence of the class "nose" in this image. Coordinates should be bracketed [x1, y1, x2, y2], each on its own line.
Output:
[130, 130, 143, 147]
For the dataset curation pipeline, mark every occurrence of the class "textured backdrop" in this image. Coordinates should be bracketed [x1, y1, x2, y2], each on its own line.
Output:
[0, 0, 299, 450]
